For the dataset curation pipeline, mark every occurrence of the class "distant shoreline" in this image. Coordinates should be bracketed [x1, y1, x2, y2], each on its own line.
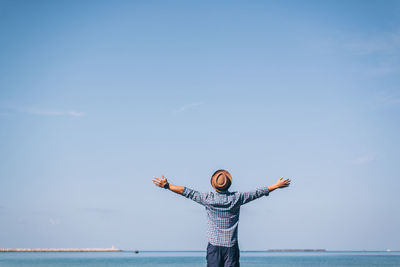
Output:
[0, 248, 122, 252]
[267, 249, 326, 252]
[1, 249, 397, 253]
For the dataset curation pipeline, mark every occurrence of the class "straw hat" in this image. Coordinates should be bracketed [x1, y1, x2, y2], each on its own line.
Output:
[211, 169, 232, 192]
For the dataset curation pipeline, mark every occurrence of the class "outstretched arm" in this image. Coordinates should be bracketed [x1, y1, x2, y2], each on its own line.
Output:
[240, 177, 291, 205]
[268, 177, 291, 192]
[152, 175, 208, 206]
[152, 175, 184, 194]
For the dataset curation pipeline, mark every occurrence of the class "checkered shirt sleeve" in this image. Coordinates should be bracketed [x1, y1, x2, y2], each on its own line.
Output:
[181, 187, 210, 206]
[239, 186, 269, 205]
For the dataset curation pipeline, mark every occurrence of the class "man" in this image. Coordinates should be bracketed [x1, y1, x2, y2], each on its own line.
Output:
[152, 169, 291, 267]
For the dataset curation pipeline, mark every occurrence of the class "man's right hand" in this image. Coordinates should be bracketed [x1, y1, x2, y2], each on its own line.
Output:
[268, 177, 291, 192]
[275, 177, 291, 188]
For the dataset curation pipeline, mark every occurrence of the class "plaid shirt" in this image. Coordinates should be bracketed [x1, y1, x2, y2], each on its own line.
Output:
[181, 186, 269, 247]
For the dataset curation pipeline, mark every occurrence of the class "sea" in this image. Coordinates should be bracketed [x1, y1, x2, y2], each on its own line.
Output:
[1, 251, 400, 266]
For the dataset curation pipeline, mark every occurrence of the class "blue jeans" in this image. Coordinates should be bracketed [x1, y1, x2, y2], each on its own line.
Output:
[206, 242, 240, 267]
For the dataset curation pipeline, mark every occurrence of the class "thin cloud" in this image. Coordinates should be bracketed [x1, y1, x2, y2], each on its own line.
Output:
[382, 94, 400, 105]
[342, 40, 393, 56]
[24, 107, 84, 117]
[341, 31, 400, 56]
[49, 218, 61, 225]
[173, 102, 203, 113]
[353, 155, 375, 165]
[84, 208, 118, 214]
[392, 98, 400, 104]
[340, 30, 400, 74]
[371, 92, 400, 109]
[1, 105, 84, 117]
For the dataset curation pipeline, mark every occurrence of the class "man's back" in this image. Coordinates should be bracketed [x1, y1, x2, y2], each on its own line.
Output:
[182, 186, 270, 247]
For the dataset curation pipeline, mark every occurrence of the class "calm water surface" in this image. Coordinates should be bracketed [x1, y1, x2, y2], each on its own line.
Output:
[1, 251, 400, 266]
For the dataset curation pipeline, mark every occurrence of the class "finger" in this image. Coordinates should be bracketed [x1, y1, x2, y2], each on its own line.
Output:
[152, 179, 159, 183]
[153, 176, 161, 180]
[280, 177, 284, 180]
[284, 179, 290, 183]
[161, 175, 166, 180]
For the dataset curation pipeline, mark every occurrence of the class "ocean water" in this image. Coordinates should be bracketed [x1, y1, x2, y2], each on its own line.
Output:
[1, 251, 400, 266]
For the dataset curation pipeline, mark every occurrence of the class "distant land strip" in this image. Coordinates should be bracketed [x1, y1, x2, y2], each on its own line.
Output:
[0, 248, 122, 252]
[267, 249, 326, 252]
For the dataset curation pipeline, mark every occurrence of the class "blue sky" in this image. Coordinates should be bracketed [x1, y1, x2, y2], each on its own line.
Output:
[1, 0, 400, 250]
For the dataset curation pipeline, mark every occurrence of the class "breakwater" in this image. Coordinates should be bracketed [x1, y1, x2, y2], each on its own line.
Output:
[267, 249, 326, 252]
[0, 248, 122, 252]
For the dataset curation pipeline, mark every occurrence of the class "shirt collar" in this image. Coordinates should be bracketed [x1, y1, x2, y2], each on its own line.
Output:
[215, 190, 230, 194]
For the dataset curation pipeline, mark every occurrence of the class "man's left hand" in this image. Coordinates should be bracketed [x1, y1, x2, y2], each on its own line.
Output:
[152, 175, 168, 188]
